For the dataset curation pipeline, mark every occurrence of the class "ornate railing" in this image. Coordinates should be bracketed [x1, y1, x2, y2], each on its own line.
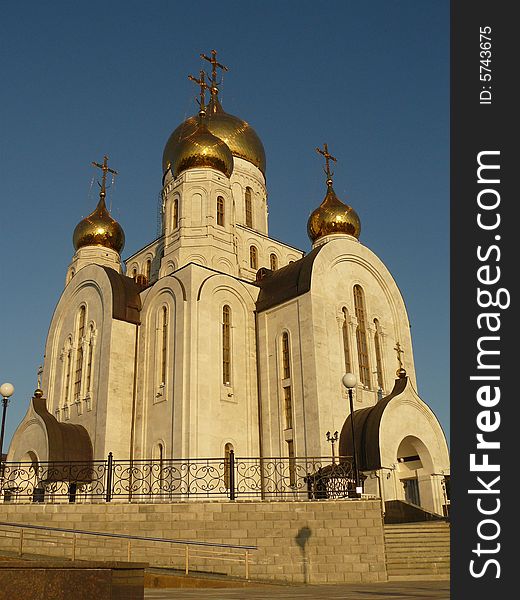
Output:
[0, 453, 356, 504]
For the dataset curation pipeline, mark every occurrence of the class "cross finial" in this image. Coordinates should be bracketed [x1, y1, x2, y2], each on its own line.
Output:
[188, 69, 209, 114]
[200, 49, 228, 98]
[37, 364, 43, 389]
[92, 155, 118, 199]
[394, 342, 407, 377]
[316, 143, 337, 184]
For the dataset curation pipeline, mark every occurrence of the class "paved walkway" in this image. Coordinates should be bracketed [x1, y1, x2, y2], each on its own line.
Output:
[145, 580, 450, 599]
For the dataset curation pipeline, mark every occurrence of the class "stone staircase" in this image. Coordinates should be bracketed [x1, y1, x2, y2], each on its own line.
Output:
[384, 521, 450, 581]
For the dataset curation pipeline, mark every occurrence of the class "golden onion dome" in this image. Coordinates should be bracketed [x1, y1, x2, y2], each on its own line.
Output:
[73, 192, 125, 253]
[163, 97, 266, 176]
[307, 180, 361, 243]
[170, 113, 234, 178]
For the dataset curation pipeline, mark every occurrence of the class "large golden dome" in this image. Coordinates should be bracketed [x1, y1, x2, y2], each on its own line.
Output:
[163, 98, 266, 176]
[307, 181, 361, 242]
[171, 114, 234, 178]
[73, 192, 125, 253]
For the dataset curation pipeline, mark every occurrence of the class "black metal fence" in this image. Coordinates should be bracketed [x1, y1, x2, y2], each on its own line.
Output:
[0, 452, 356, 504]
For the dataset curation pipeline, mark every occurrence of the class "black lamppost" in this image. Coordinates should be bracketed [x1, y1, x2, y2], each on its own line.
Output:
[342, 373, 361, 497]
[326, 430, 339, 463]
[0, 382, 15, 462]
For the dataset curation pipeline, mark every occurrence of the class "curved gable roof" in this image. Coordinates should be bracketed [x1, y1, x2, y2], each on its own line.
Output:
[101, 266, 142, 324]
[254, 246, 323, 312]
[339, 376, 409, 471]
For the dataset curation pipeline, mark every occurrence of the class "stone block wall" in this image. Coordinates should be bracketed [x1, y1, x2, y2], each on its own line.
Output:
[0, 500, 387, 584]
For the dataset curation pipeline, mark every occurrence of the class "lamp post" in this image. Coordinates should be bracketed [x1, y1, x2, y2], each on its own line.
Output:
[0, 382, 15, 462]
[342, 373, 361, 497]
[326, 430, 339, 463]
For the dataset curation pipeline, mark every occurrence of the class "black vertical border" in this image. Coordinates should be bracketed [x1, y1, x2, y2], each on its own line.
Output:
[451, 1, 515, 597]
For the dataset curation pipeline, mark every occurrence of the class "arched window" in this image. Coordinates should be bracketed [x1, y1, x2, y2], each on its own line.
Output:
[74, 306, 86, 399]
[63, 337, 73, 407]
[131, 267, 137, 279]
[222, 305, 231, 385]
[374, 319, 384, 391]
[172, 198, 179, 229]
[342, 308, 351, 373]
[249, 246, 258, 270]
[281, 332, 293, 430]
[270, 253, 278, 271]
[145, 259, 151, 281]
[160, 307, 168, 386]
[224, 442, 234, 489]
[281, 332, 290, 379]
[354, 285, 370, 387]
[86, 324, 95, 393]
[216, 196, 225, 226]
[245, 187, 253, 228]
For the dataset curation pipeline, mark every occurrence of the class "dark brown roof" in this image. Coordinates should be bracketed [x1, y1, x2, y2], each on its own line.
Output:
[254, 246, 323, 312]
[339, 376, 409, 471]
[32, 395, 93, 467]
[101, 267, 142, 324]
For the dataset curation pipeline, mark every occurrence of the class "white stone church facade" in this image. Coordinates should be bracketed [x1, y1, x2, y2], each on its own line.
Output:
[8, 59, 450, 515]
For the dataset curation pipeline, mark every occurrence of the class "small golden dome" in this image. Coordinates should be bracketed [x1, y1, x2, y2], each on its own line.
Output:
[307, 181, 361, 243]
[163, 98, 266, 175]
[73, 192, 125, 253]
[171, 114, 234, 178]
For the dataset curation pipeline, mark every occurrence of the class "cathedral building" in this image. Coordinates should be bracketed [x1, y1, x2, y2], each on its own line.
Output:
[7, 53, 450, 515]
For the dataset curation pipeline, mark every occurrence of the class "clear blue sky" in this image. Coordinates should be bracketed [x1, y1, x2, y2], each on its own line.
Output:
[0, 1, 449, 450]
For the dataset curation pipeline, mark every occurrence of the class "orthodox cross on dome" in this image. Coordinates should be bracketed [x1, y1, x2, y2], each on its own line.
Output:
[188, 69, 209, 113]
[200, 49, 228, 98]
[394, 342, 406, 376]
[92, 155, 118, 198]
[37, 364, 43, 389]
[316, 143, 337, 183]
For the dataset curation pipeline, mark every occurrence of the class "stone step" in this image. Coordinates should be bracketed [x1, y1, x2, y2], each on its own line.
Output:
[383, 522, 450, 580]
[387, 557, 450, 566]
[388, 574, 450, 581]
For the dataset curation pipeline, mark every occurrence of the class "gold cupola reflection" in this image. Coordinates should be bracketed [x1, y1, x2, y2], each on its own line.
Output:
[307, 144, 361, 243]
[163, 51, 266, 176]
[73, 156, 125, 253]
[171, 109, 234, 178]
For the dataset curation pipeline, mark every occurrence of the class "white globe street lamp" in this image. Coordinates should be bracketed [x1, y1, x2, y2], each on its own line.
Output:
[0, 382, 15, 462]
[342, 373, 361, 496]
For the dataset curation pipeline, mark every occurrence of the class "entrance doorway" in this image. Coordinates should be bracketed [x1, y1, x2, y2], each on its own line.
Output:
[403, 477, 420, 506]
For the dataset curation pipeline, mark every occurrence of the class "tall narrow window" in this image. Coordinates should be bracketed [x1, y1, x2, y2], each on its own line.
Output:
[73, 306, 86, 399]
[283, 387, 293, 430]
[145, 259, 151, 281]
[342, 308, 351, 373]
[172, 198, 179, 229]
[224, 442, 234, 489]
[354, 285, 370, 387]
[270, 253, 278, 271]
[216, 196, 225, 226]
[131, 267, 137, 279]
[222, 305, 231, 385]
[153, 442, 165, 494]
[245, 187, 253, 228]
[249, 246, 258, 270]
[281, 332, 290, 379]
[160, 307, 168, 386]
[86, 325, 94, 392]
[374, 319, 384, 390]
[287, 440, 296, 487]
[64, 339, 72, 405]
